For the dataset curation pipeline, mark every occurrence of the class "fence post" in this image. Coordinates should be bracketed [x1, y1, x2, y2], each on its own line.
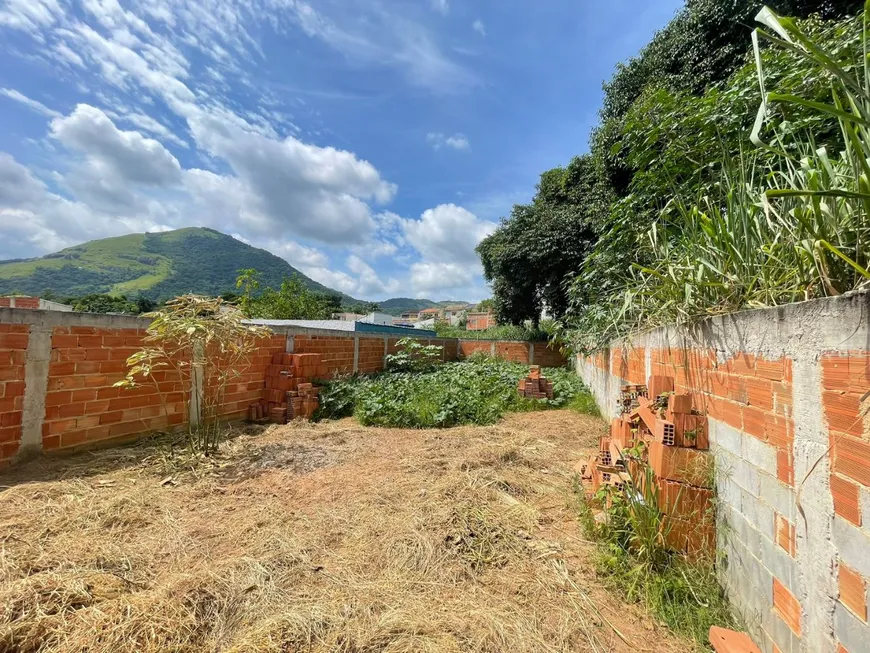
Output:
[353, 336, 360, 373]
[189, 341, 204, 426]
[18, 324, 52, 459]
[529, 342, 535, 365]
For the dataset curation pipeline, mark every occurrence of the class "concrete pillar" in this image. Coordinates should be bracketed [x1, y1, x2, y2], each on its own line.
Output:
[188, 341, 204, 426]
[529, 342, 535, 365]
[383, 337, 388, 368]
[285, 335, 294, 353]
[353, 336, 360, 373]
[17, 324, 52, 459]
[490, 341, 496, 357]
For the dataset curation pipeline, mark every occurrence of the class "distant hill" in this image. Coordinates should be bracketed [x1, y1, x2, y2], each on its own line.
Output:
[378, 298, 471, 316]
[0, 228, 352, 301]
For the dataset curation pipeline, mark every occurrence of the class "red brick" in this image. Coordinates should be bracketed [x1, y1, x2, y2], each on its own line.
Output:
[0, 334, 28, 349]
[0, 426, 20, 444]
[773, 578, 802, 635]
[42, 435, 60, 450]
[48, 361, 76, 377]
[743, 406, 766, 439]
[839, 563, 867, 622]
[48, 418, 79, 435]
[833, 435, 870, 487]
[59, 430, 89, 447]
[775, 513, 796, 557]
[708, 626, 761, 653]
[823, 356, 852, 391]
[831, 473, 862, 525]
[777, 448, 794, 486]
[58, 402, 87, 418]
[756, 358, 787, 382]
[823, 391, 863, 437]
[99, 411, 124, 425]
[71, 389, 97, 402]
[3, 381, 24, 398]
[45, 390, 71, 407]
[51, 334, 80, 349]
[745, 377, 774, 410]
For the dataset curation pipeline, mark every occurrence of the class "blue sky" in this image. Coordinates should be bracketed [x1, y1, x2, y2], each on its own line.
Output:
[0, 0, 682, 301]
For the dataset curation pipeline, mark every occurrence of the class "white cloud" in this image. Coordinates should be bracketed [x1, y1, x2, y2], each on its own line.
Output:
[426, 132, 470, 151]
[0, 0, 64, 33]
[472, 20, 486, 37]
[49, 104, 182, 211]
[121, 112, 189, 148]
[0, 152, 154, 258]
[403, 203, 495, 265]
[0, 88, 61, 118]
[410, 262, 474, 295]
[431, 0, 449, 16]
[267, 239, 330, 269]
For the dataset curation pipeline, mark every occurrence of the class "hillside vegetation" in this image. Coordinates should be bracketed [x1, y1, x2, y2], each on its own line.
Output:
[0, 228, 345, 301]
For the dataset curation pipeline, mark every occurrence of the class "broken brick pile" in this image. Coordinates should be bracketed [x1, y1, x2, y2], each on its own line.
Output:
[248, 352, 326, 424]
[578, 374, 715, 555]
[517, 365, 554, 400]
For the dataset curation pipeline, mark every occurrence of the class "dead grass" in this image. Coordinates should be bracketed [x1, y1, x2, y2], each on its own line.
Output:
[0, 410, 692, 653]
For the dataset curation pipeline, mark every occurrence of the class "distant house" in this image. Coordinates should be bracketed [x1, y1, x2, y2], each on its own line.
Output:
[400, 311, 420, 321]
[332, 312, 365, 322]
[0, 296, 73, 312]
[443, 304, 468, 326]
[418, 307, 444, 319]
[414, 318, 436, 329]
[466, 311, 496, 331]
[358, 312, 395, 326]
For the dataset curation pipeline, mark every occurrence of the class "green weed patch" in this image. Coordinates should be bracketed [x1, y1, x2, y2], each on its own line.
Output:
[316, 355, 591, 428]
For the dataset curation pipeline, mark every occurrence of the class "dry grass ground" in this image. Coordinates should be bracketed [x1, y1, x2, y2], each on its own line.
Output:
[0, 410, 692, 653]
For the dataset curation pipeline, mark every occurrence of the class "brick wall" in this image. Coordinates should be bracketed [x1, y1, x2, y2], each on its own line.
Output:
[0, 308, 567, 466]
[0, 323, 28, 465]
[458, 340, 569, 367]
[294, 334, 356, 376]
[43, 326, 188, 453]
[574, 292, 870, 653]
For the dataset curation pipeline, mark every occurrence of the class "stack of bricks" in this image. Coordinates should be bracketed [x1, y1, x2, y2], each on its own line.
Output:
[579, 373, 715, 555]
[517, 365, 554, 399]
[249, 352, 326, 424]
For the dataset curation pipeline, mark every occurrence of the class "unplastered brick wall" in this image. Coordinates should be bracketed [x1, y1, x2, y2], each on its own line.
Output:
[0, 307, 567, 466]
[575, 292, 870, 653]
[0, 323, 28, 463]
[458, 340, 568, 367]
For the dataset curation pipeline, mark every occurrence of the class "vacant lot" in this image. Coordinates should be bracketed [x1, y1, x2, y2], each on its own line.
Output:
[0, 410, 691, 653]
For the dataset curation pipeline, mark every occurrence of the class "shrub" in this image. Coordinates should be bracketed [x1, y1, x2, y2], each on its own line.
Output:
[316, 356, 592, 428]
[385, 338, 443, 373]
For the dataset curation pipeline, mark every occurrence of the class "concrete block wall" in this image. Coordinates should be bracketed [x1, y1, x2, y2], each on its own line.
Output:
[459, 339, 567, 366]
[575, 292, 870, 653]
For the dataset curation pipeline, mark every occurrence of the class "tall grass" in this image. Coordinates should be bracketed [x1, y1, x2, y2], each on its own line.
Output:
[573, 5, 870, 347]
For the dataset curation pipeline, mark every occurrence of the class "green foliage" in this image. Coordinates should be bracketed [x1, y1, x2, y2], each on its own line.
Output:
[384, 338, 443, 373]
[0, 227, 352, 302]
[115, 295, 272, 455]
[475, 298, 495, 312]
[237, 270, 336, 320]
[70, 293, 142, 314]
[317, 357, 591, 429]
[565, 9, 870, 351]
[574, 458, 733, 647]
[476, 155, 599, 325]
[434, 320, 557, 342]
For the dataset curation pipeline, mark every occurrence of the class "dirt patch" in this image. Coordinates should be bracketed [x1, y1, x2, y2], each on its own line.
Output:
[0, 410, 692, 653]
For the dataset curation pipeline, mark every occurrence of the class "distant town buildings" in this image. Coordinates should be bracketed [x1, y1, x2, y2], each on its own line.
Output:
[0, 296, 73, 312]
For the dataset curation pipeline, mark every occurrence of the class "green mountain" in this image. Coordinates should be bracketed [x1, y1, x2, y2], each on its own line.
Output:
[0, 227, 350, 301]
[378, 298, 471, 316]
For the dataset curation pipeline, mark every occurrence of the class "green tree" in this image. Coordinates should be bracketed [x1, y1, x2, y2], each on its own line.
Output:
[477, 155, 599, 325]
[237, 270, 334, 320]
[71, 294, 140, 314]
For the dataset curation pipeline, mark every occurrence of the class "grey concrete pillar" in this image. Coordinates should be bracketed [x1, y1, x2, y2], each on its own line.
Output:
[17, 324, 52, 459]
[529, 342, 535, 365]
[353, 336, 360, 373]
[189, 341, 204, 426]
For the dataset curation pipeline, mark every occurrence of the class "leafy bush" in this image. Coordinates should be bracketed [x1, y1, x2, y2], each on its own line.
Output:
[385, 338, 443, 373]
[433, 320, 558, 342]
[316, 356, 591, 428]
